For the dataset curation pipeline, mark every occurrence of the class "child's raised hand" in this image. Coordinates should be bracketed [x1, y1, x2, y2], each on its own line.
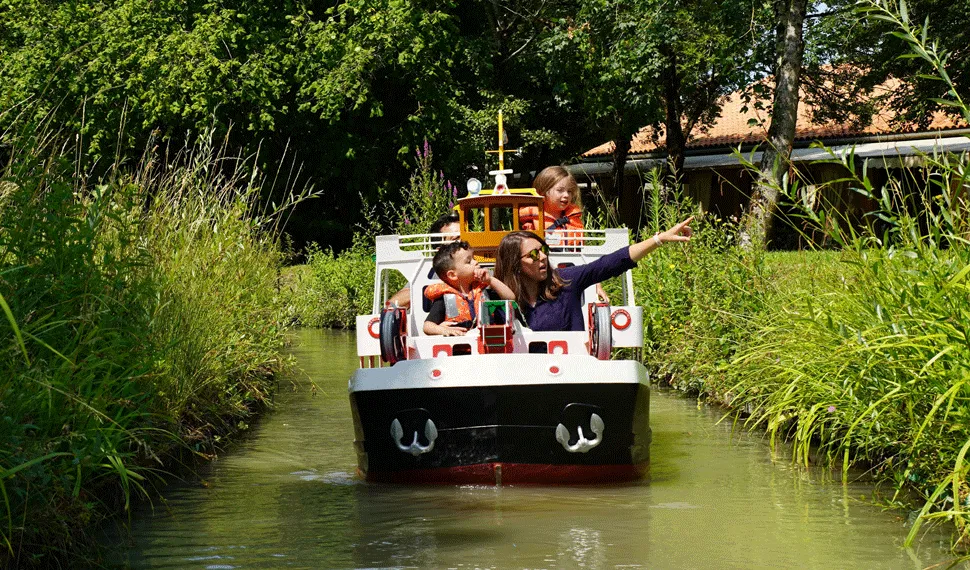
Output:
[473, 267, 491, 287]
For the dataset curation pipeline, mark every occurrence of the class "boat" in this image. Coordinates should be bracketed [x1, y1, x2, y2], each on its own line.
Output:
[349, 115, 650, 485]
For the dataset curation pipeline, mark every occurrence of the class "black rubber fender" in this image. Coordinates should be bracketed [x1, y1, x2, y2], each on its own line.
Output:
[379, 307, 407, 364]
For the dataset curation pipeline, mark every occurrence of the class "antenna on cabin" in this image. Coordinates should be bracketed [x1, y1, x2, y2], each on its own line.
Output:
[485, 110, 519, 194]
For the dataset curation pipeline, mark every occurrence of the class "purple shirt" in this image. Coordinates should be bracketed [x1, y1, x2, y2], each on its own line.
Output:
[524, 247, 637, 332]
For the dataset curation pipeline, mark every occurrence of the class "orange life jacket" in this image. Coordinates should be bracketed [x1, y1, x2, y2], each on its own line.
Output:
[519, 204, 583, 231]
[519, 204, 583, 246]
[424, 282, 486, 324]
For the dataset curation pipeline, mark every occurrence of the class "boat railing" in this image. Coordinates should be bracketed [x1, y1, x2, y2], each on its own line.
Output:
[374, 228, 630, 265]
[375, 232, 460, 262]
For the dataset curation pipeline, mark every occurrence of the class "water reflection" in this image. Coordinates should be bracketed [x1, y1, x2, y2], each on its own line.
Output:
[106, 329, 962, 569]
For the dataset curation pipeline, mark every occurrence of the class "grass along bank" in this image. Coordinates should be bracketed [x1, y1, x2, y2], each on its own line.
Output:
[0, 129, 306, 567]
[639, 204, 970, 548]
[637, 2, 970, 544]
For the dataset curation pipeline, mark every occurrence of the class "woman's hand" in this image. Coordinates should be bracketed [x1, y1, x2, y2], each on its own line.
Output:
[629, 216, 694, 262]
[659, 216, 694, 243]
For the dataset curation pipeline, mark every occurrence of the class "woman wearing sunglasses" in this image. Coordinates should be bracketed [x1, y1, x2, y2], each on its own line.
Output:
[493, 217, 694, 332]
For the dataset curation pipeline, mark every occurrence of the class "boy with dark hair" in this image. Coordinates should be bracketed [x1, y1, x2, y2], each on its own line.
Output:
[387, 212, 462, 309]
[423, 241, 514, 336]
[429, 211, 461, 235]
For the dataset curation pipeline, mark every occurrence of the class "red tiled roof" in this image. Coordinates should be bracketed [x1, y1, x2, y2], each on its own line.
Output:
[582, 82, 967, 158]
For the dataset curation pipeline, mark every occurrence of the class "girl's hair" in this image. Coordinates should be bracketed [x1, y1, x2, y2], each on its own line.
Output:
[532, 166, 581, 208]
[494, 231, 567, 308]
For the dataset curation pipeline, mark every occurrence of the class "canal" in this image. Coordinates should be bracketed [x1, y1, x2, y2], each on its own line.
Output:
[107, 329, 959, 568]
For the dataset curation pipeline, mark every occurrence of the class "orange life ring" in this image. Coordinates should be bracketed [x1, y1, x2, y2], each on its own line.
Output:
[367, 317, 380, 338]
[611, 309, 632, 330]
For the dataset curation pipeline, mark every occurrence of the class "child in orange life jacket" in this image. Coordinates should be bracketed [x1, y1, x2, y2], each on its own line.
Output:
[423, 241, 515, 336]
[520, 166, 610, 303]
[520, 166, 583, 235]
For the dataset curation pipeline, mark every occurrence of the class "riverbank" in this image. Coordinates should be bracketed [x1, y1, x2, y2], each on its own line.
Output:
[638, 212, 970, 547]
[0, 132, 301, 567]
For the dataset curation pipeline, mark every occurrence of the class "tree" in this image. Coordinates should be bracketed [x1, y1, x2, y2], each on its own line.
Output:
[842, 0, 969, 128]
[538, 1, 665, 221]
[744, 0, 810, 247]
[649, 0, 767, 180]
[539, 0, 767, 228]
[0, 0, 610, 248]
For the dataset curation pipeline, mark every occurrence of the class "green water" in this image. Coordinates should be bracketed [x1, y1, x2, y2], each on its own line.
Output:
[108, 329, 962, 568]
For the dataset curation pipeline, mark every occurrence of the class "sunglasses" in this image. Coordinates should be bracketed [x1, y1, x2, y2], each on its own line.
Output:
[520, 244, 549, 261]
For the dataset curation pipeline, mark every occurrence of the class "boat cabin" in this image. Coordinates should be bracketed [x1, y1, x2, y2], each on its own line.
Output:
[456, 189, 544, 261]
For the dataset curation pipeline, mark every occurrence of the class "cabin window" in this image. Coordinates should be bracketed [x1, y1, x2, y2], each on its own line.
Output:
[489, 205, 515, 231]
[381, 269, 408, 306]
[452, 343, 472, 356]
[466, 207, 486, 232]
[529, 341, 548, 354]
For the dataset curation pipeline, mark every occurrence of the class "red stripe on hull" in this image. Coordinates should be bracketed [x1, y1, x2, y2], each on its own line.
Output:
[363, 462, 649, 485]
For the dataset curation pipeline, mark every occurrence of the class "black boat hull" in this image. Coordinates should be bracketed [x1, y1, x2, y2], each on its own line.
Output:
[350, 368, 651, 484]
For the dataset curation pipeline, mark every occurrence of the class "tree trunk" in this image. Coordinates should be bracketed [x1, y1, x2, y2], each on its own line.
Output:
[744, 0, 808, 247]
[661, 47, 686, 182]
[607, 128, 631, 227]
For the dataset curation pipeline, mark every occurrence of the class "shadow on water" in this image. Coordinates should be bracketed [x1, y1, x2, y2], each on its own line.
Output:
[103, 329, 966, 569]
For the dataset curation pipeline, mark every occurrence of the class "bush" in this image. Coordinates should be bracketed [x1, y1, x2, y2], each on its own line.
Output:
[289, 140, 454, 327]
[293, 239, 376, 328]
[0, 127, 300, 566]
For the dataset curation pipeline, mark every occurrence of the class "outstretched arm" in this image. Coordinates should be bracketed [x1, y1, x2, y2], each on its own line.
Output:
[388, 286, 411, 309]
[629, 216, 693, 263]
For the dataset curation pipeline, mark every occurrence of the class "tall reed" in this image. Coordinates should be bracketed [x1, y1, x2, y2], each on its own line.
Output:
[713, 0, 970, 546]
[0, 125, 307, 566]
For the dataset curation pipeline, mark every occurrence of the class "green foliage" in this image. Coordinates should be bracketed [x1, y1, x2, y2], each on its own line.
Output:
[294, 239, 376, 328]
[392, 141, 459, 235]
[538, 0, 664, 141]
[0, 0, 602, 251]
[0, 126, 299, 566]
[634, 189, 773, 393]
[854, 0, 970, 126]
[537, 0, 765, 162]
[291, 139, 462, 327]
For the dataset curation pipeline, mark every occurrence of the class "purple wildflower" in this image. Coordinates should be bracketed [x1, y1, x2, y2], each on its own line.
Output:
[827, 405, 836, 413]
[404, 216, 411, 225]
[423, 139, 430, 158]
